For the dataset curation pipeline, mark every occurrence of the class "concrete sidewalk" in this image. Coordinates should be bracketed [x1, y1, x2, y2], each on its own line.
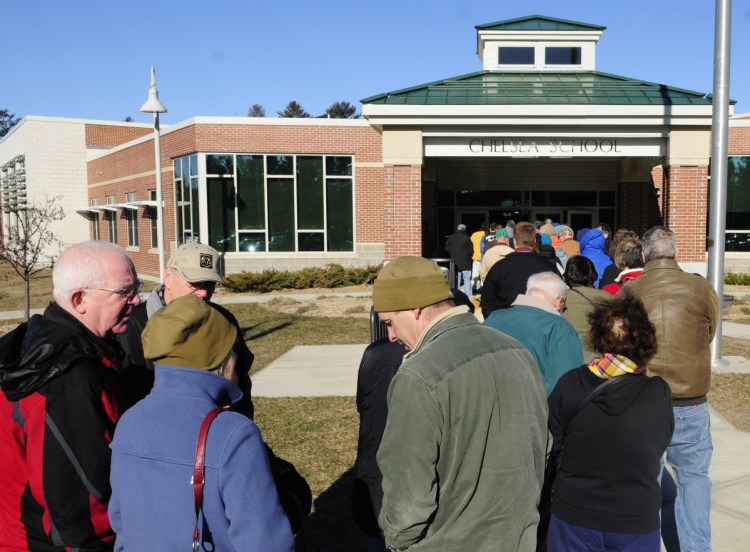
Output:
[253, 343, 750, 552]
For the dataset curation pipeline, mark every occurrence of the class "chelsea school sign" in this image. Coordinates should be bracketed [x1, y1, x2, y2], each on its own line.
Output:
[423, 136, 666, 158]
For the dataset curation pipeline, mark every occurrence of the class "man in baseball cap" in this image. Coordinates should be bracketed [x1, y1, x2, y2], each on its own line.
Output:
[117, 243, 256, 417]
[373, 256, 548, 551]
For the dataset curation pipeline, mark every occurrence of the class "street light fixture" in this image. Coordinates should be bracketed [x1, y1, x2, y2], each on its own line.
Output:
[140, 66, 168, 281]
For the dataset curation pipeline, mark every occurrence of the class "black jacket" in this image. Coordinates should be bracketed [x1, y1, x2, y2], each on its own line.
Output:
[117, 291, 256, 418]
[0, 304, 129, 550]
[548, 367, 674, 533]
[480, 250, 555, 318]
[445, 231, 473, 271]
[352, 339, 406, 537]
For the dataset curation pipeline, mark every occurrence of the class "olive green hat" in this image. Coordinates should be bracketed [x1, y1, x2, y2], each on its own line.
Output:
[142, 294, 236, 370]
[372, 256, 452, 312]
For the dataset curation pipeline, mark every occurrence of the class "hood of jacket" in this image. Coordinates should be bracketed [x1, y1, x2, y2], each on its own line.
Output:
[145, 284, 167, 318]
[0, 304, 122, 402]
[589, 372, 652, 416]
[580, 229, 606, 254]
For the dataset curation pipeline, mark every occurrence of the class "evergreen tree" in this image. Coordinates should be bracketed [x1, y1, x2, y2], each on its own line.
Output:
[0, 109, 20, 137]
[324, 101, 359, 119]
[247, 104, 266, 117]
[277, 101, 310, 118]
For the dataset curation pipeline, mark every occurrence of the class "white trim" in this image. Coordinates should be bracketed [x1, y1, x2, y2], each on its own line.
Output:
[363, 105, 714, 117]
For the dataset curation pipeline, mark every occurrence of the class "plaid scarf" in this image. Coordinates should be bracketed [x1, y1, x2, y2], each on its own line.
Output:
[588, 353, 645, 379]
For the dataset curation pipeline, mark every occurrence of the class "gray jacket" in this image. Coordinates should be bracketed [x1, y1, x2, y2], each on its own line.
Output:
[377, 307, 548, 551]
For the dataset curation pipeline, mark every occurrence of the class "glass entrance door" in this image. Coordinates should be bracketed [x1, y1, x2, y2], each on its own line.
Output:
[568, 210, 595, 233]
[457, 209, 487, 235]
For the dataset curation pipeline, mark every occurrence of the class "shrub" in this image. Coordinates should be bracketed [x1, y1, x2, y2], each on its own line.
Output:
[725, 273, 750, 286]
[223, 263, 382, 293]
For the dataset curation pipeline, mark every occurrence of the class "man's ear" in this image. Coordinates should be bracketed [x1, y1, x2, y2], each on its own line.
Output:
[642, 251, 648, 263]
[412, 307, 424, 320]
[71, 289, 87, 314]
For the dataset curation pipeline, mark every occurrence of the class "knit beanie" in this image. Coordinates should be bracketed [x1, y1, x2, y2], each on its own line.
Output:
[372, 256, 452, 312]
[142, 294, 236, 370]
[495, 228, 509, 239]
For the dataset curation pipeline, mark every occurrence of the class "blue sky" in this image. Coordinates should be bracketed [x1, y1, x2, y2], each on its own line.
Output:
[3, 1, 749, 124]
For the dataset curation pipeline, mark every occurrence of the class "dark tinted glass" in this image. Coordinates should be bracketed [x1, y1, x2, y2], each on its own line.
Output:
[499, 47, 534, 64]
[238, 233, 266, 253]
[267, 178, 295, 251]
[267, 155, 293, 175]
[207, 177, 236, 252]
[457, 190, 522, 206]
[531, 191, 597, 206]
[599, 191, 616, 206]
[326, 179, 353, 251]
[298, 232, 324, 251]
[297, 156, 324, 229]
[545, 47, 581, 65]
[206, 154, 234, 175]
[237, 155, 265, 230]
[326, 156, 352, 176]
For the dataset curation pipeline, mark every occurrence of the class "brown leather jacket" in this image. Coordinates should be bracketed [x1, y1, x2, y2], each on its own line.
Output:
[622, 258, 719, 403]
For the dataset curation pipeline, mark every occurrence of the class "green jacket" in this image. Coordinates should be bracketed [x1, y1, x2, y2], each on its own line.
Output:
[562, 286, 612, 362]
[377, 308, 549, 551]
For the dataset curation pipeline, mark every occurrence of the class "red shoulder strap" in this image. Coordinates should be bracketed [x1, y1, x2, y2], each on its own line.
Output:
[192, 405, 229, 551]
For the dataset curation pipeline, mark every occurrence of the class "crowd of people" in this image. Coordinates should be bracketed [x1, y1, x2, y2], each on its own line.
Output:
[0, 221, 719, 552]
[355, 223, 718, 552]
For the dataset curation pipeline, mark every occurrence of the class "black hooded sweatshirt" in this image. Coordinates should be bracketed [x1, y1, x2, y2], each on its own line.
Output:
[547, 366, 674, 534]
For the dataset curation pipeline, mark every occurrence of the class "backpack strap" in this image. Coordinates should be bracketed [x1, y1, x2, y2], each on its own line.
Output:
[192, 405, 229, 552]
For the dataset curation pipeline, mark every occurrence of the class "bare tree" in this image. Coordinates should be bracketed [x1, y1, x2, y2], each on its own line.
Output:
[247, 103, 266, 117]
[0, 196, 65, 319]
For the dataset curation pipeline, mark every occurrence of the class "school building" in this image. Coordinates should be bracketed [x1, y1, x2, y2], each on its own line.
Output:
[2, 15, 750, 278]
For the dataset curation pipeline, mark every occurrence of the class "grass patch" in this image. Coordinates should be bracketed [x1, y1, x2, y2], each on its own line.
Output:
[0, 261, 54, 311]
[254, 397, 364, 551]
[709, 373, 750, 432]
[227, 303, 369, 373]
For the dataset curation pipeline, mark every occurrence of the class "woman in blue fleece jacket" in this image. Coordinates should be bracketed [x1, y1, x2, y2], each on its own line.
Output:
[579, 228, 613, 288]
[109, 295, 294, 551]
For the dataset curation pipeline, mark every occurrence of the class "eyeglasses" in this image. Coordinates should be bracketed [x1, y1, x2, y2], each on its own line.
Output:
[87, 281, 144, 299]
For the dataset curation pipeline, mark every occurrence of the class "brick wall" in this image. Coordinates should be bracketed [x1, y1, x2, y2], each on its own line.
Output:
[618, 180, 664, 235]
[383, 165, 423, 259]
[729, 126, 750, 154]
[85, 124, 153, 147]
[662, 165, 709, 262]
[87, 121, 383, 278]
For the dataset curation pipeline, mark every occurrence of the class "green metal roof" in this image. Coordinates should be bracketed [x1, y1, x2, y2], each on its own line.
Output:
[476, 15, 606, 32]
[361, 71, 713, 106]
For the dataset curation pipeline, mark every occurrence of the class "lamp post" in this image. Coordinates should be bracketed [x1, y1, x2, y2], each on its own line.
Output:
[140, 66, 168, 281]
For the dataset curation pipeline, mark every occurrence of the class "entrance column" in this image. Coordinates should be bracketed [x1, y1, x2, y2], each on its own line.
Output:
[665, 129, 711, 262]
[382, 128, 423, 260]
[617, 158, 663, 235]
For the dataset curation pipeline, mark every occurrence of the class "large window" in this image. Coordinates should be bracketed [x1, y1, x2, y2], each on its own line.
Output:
[106, 195, 117, 244]
[125, 192, 138, 247]
[194, 153, 354, 253]
[724, 156, 750, 252]
[174, 155, 200, 244]
[147, 189, 158, 248]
